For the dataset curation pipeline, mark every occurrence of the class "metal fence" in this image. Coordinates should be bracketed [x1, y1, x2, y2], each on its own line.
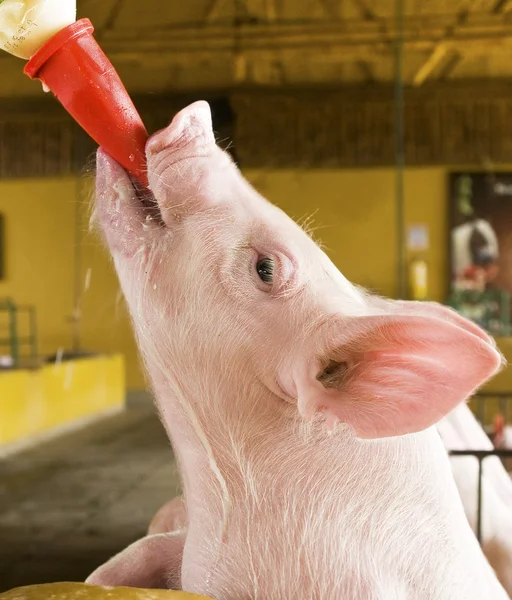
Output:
[449, 391, 512, 545]
[0, 298, 38, 365]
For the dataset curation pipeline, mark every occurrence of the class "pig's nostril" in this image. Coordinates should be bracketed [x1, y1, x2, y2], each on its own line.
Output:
[317, 360, 348, 389]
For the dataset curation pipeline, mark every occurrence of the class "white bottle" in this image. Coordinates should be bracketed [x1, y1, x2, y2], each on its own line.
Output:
[0, 0, 76, 60]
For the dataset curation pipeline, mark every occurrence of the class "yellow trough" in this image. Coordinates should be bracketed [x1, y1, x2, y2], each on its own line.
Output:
[0, 583, 211, 600]
[0, 354, 125, 452]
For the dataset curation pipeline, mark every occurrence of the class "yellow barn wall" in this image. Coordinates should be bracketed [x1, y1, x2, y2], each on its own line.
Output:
[0, 178, 76, 355]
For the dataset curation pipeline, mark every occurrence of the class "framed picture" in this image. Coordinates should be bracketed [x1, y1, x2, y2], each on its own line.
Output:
[447, 172, 512, 336]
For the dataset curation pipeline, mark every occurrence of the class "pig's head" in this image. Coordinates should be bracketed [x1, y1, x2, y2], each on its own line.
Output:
[95, 100, 502, 440]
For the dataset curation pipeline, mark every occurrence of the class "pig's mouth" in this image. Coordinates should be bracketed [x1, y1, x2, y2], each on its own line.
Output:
[130, 174, 165, 227]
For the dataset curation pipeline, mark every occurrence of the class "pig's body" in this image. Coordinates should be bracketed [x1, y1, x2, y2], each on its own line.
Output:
[149, 405, 512, 597]
[439, 404, 512, 596]
[87, 101, 507, 599]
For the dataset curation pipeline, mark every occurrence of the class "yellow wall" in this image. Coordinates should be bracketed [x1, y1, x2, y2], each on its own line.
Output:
[0, 178, 76, 354]
[0, 166, 510, 392]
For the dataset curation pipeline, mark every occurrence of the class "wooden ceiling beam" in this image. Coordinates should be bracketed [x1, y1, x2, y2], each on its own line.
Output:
[492, 0, 512, 13]
[104, 13, 512, 43]
[412, 45, 450, 86]
[99, 38, 512, 74]
[99, 27, 512, 57]
[437, 51, 462, 80]
[410, 1, 498, 86]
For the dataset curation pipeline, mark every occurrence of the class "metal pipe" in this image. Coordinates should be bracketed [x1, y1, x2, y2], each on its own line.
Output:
[29, 306, 38, 358]
[477, 456, 483, 544]
[394, 0, 406, 299]
[8, 299, 18, 365]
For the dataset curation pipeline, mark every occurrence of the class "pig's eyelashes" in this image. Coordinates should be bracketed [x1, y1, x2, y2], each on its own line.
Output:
[246, 250, 296, 296]
[256, 257, 274, 284]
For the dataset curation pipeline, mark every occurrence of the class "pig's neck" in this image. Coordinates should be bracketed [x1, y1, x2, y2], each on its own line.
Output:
[153, 378, 502, 599]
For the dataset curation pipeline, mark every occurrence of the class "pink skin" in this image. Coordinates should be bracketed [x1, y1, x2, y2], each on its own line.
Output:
[86, 101, 507, 599]
[151, 405, 512, 597]
[85, 532, 185, 590]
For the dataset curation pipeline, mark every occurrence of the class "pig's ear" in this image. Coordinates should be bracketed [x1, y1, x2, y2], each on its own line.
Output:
[373, 296, 497, 347]
[146, 100, 215, 158]
[295, 315, 502, 439]
[86, 532, 184, 589]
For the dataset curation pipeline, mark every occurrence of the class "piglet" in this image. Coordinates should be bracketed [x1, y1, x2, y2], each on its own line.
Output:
[87, 101, 507, 599]
[438, 404, 512, 597]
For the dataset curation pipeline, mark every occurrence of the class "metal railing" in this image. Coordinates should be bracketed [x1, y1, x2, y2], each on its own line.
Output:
[0, 298, 38, 365]
[449, 448, 512, 544]
[451, 391, 512, 545]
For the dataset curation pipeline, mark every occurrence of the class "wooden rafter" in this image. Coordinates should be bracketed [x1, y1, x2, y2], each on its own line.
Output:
[204, 0, 228, 21]
[492, 0, 512, 13]
[411, 0, 485, 86]
[437, 51, 462, 80]
[99, 16, 512, 52]
[413, 45, 450, 86]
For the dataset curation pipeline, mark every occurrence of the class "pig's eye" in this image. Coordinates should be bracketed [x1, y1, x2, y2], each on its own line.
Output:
[256, 257, 274, 284]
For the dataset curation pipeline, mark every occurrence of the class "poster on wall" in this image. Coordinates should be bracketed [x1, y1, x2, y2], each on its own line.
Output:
[448, 172, 512, 337]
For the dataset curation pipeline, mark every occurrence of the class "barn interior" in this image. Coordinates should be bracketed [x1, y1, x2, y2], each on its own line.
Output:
[2, 0, 512, 596]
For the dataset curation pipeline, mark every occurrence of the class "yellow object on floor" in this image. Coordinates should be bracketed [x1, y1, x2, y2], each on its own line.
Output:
[0, 583, 211, 600]
[0, 354, 125, 450]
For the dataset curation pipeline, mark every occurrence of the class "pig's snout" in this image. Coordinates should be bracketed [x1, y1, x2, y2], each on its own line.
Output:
[144, 102, 231, 226]
[146, 100, 215, 160]
[145, 101, 216, 210]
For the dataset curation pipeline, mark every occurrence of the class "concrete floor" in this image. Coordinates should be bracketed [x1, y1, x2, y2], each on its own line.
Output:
[0, 393, 180, 593]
